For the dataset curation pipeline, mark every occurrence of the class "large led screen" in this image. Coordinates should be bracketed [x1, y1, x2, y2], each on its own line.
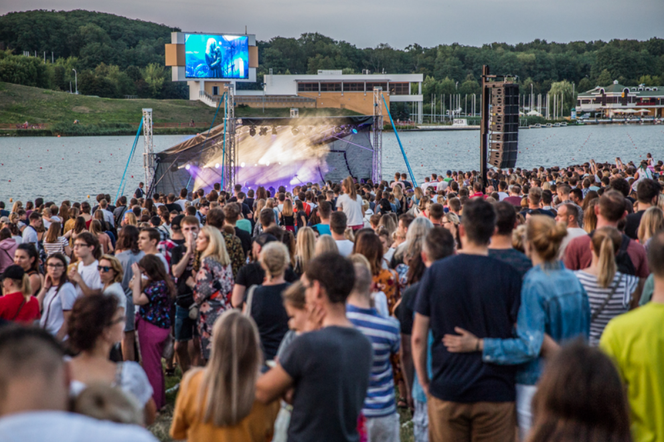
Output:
[185, 34, 249, 79]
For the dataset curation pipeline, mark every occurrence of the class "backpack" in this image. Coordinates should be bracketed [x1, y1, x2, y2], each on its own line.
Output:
[590, 231, 636, 276]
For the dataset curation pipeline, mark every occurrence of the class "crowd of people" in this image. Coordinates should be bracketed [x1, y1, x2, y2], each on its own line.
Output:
[1, 154, 664, 442]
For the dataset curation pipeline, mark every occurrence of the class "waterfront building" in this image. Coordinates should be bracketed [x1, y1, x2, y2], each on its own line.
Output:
[576, 80, 664, 118]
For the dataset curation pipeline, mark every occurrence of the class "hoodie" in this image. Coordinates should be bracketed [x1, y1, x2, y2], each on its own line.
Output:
[0, 238, 18, 274]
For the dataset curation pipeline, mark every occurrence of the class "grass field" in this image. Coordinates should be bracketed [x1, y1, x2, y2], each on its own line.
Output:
[0, 82, 361, 134]
[149, 369, 415, 442]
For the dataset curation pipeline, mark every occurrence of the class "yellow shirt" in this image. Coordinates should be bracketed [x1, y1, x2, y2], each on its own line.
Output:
[170, 369, 279, 442]
[600, 302, 664, 442]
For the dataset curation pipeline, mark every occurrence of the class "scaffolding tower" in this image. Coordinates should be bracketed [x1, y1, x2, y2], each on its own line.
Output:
[142, 108, 154, 192]
[372, 87, 383, 183]
[222, 86, 237, 192]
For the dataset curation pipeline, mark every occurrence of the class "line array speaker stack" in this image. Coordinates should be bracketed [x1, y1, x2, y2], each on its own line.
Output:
[488, 83, 519, 168]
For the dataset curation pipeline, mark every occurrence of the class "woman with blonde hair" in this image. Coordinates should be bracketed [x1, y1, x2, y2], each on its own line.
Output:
[122, 211, 138, 227]
[444, 215, 589, 439]
[170, 310, 279, 441]
[245, 242, 291, 362]
[279, 200, 295, 232]
[378, 213, 397, 237]
[0, 264, 40, 323]
[43, 221, 71, 258]
[583, 199, 599, 233]
[314, 234, 338, 256]
[252, 199, 267, 236]
[11, 201, 23, 215]
[637, 206, 664, 248]
[575, 227, 640, 346]
[192, 226, 234, 361]
[294, 226, 315, 275]
[411, 187, 423, 209]
[338, 176, 364, 230]
[441, 212, 461, 250]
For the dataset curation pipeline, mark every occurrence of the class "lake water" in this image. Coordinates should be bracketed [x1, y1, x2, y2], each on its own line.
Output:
[1, 125, 663, 203]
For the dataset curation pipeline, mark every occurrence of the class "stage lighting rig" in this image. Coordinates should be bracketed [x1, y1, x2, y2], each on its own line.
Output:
[272, 126, 278, 135]
[249, 126, 256, 136]
[259, 127, 268, 136]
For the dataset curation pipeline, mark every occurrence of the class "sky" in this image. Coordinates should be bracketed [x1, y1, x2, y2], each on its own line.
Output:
[1, 0, 662, 49]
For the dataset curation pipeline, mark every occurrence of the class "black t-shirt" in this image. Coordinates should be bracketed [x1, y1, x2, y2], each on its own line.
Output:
[234, 226, 252, 256]
[488, 248, 533, 279]
[415, 254, 521, 403]
[245, 282, 290, 361]
[625, 210, 645, 240]
[280, 326, 373, 442]
[165, 203, 182, 213]
[169, 240, 193, 303]
[396, 282, 419, 335]
[235, 262, 299, 288]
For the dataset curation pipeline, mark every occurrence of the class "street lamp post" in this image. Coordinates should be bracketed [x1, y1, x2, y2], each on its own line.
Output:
[72, 69, 78, 94]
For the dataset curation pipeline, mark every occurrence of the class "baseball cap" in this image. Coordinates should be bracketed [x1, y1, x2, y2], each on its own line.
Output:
[0, 265, 24, 281]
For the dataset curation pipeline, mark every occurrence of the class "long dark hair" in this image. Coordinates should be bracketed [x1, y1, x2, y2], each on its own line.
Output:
[527, 340, 632, 442]
[138, 255, 176, 298]
[116, 225, 140, 253]
[16, 243, 40, 273]
[73, 216, 86, 234]
[353, 232, 383, 276]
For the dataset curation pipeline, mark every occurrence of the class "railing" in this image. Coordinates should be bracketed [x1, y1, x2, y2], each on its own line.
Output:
[199, 91, 219, 107]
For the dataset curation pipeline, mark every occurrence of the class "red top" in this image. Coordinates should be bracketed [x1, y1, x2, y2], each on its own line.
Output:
[563, 234, 650, 278]
[0, 292, 41, 323]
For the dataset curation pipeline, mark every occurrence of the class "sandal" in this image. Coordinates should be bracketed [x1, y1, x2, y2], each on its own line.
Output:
[397, 397, 408, 409]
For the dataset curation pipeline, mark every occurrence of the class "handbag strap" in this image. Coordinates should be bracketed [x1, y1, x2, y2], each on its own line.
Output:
[11, 297, 27, 321]
[591, 274, 623, 322]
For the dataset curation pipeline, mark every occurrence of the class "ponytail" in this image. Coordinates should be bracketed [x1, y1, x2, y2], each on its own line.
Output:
[591, 227, 622, 288]
[597, 236, 617, 288]
[20, 274, 32, 300]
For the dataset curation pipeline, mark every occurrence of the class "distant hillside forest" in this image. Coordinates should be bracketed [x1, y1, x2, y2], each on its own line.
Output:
[1, 9, 663, 108]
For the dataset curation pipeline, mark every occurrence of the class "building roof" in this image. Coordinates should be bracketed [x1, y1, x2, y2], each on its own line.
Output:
[578, 81, 663, 97]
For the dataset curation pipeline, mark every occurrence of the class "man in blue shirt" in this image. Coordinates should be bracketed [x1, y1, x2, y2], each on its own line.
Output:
[412, 198, 521, 442]
[311, 201, 332, 236]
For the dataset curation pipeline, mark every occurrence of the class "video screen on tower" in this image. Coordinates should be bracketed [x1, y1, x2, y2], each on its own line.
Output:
[184, 34, 249, 79]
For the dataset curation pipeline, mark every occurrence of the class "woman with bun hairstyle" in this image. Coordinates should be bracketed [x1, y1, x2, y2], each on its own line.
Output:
[444, 215, 590, 440]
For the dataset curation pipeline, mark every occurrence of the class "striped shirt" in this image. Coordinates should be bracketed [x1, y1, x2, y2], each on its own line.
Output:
[43, 237, 68, 256]
[346, 304, 400, 418]
[575, 270, 639, 346]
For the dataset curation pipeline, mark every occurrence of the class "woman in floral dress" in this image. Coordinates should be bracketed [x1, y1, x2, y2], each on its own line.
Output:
[193, 226, 234, 361]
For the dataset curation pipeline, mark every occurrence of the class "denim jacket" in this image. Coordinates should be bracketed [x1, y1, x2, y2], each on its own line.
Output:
[482, 261, 590, 385]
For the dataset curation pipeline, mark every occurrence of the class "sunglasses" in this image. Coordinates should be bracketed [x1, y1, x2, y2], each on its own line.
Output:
[97, 266, 113, 273]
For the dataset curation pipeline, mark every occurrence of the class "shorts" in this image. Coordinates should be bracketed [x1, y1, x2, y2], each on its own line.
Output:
[413, 399, 429, 442]
[516, 384, 537, 441]
[124, 291, 135, 332]
[174, 305, 197, 342]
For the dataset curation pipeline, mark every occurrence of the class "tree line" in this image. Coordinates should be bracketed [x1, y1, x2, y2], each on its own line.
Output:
[1, 9, 663, 103]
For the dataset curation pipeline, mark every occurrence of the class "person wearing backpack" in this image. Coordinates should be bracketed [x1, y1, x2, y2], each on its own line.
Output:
[564, 190, 649, 287]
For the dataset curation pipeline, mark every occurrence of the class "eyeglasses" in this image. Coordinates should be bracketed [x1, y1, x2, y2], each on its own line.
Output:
[46, 263, 65, 268]
[97, 266, 112, 273]
[73, 243, 89, 248]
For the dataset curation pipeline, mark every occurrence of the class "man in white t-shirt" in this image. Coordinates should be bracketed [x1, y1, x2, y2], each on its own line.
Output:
[0, 327, 157, 442]
[68, 232, 103, 299]
[556, 204, 587, 259]
[21, 212, 42, 250]
[138, 227, 169, 273]
[330, 212, 354, 257]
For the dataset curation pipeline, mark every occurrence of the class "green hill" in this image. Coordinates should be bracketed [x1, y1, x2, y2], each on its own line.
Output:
[0, 82, 361, 136]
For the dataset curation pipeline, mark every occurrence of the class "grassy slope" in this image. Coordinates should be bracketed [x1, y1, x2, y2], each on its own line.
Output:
[0, 82, 362, 126]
